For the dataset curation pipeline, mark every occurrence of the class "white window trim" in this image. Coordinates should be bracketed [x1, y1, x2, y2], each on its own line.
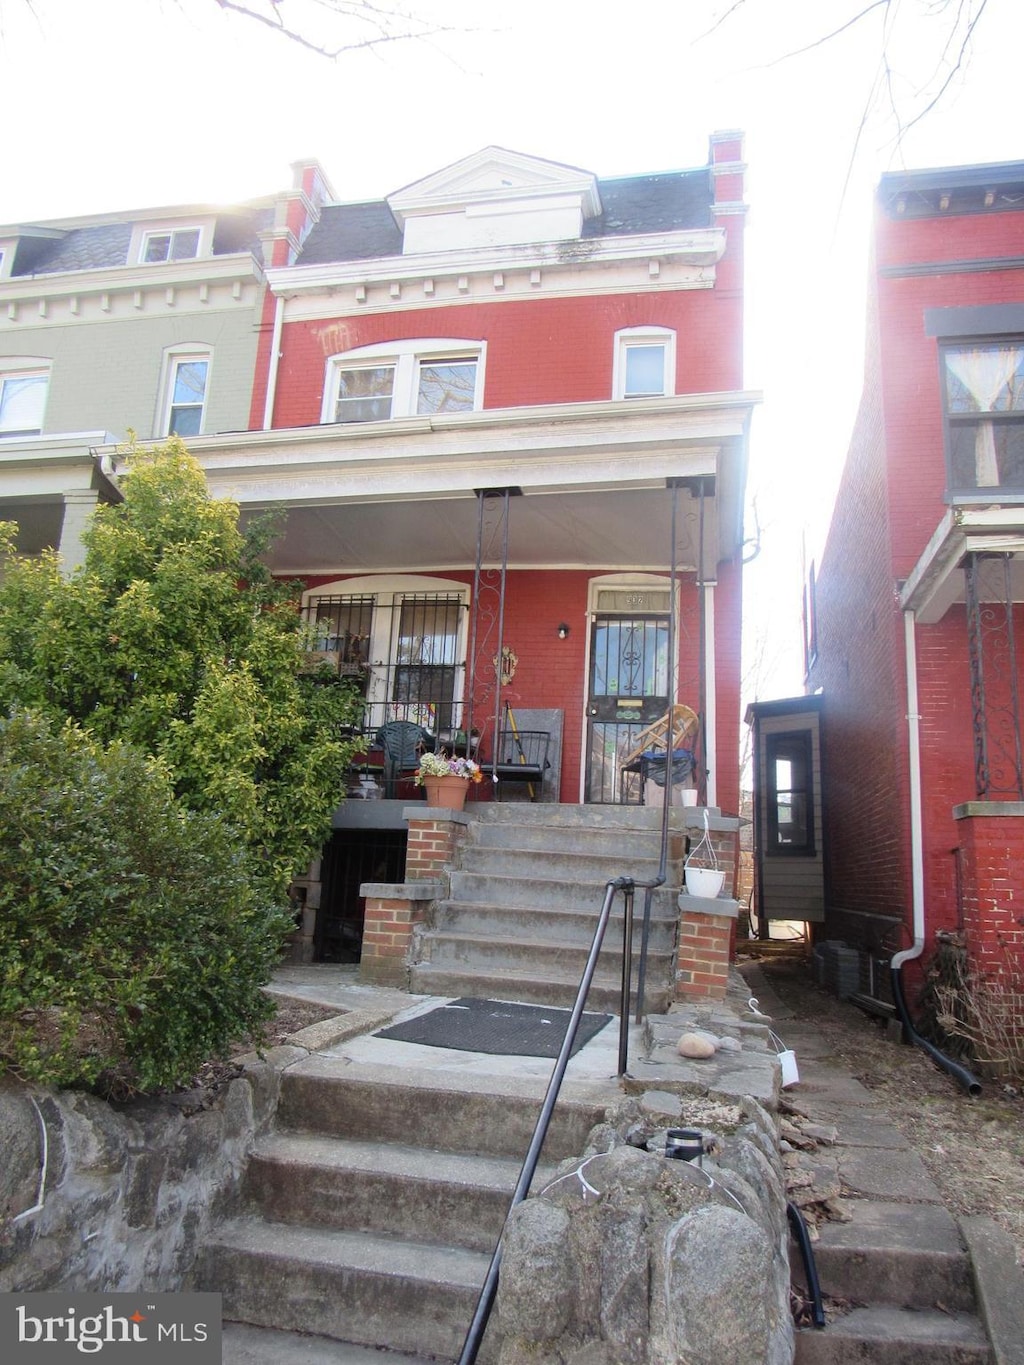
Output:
[612, 326, 676, 400]
[0, 357, 50, 438]
[157, 344, 212, 438]
[130, 220, 214, 266]
[321, 338, 486, 424]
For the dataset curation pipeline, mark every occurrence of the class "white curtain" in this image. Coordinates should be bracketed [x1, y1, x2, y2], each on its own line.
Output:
[946, 347, 1024, 486]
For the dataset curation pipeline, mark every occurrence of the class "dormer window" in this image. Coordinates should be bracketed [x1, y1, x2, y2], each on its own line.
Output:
[143, 228, 201, 264]
[324, 340, 484, 425]
[140, 227, 202, 264]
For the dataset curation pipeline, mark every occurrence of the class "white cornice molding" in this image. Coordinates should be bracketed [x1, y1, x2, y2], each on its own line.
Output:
[0, 252, 264, 306]
[102, 392, 759, 506]
[0, 255, 265, 326]
[269, 229, 726, 296]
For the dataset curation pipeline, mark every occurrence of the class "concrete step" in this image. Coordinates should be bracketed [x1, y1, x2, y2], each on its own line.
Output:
[418, 926, 676, 983]
[793, 1305, 992, 1364]
[244, 1133, 552, 1252]
[458, 844, 673, 883]
[801, 1201, 976, 1312]
[470, 819, 672, 857]
[201, 1219, 496, 1363]
[408, 960, 674, 1014]
[448, 869, 680, 915]
[276, 1064, 606, 1161]
[429, 899, 678, 951]
[472, 802, 686, 831]
[222, 1322, 438, 1365]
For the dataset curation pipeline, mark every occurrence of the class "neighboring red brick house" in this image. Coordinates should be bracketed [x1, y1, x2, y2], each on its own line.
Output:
[807, 158, 1024, 1000]
[182, 138, 755, 822]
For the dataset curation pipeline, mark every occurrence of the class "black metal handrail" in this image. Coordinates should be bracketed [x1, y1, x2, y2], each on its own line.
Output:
[458, 872, 663, 1365]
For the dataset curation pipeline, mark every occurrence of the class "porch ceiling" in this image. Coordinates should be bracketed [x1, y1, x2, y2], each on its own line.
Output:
[245, 483, 719, 576]
[900, 505, 1024, 623]
[158, 391, 758, 577]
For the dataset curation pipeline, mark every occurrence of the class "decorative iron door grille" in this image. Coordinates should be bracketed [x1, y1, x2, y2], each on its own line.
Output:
[586, 614, 669, 803]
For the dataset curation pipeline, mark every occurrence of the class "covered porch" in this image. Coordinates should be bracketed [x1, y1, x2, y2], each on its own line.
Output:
[154, 389, 756, 812]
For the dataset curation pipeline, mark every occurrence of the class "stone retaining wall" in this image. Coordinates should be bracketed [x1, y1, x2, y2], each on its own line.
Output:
[496, 1095, 793, 1365]
[0, 1065, 279, 1294]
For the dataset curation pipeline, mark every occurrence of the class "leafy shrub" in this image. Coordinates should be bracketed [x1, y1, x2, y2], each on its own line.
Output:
[0, 710, 293, 1097]
[0, 443, 364, 900]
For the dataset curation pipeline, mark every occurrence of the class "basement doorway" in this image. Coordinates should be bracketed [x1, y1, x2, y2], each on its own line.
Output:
[315, 829, 407, 962]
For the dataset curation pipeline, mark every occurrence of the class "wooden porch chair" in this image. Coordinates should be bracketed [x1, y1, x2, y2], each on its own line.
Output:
[619, 704, 700, 768]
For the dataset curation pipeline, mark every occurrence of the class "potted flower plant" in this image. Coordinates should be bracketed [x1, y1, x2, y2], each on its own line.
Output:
[415, 751, 484, 810]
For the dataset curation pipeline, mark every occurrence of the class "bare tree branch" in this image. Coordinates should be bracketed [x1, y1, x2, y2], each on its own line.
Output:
[886, 0, 990, 143]
[212, 0, 464, 60]
[760, 0, 893, 68]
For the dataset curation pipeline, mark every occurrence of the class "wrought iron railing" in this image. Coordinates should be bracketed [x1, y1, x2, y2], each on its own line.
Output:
[457, 871, 665, 1365]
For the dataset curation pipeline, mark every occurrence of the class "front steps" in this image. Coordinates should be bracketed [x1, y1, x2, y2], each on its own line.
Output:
[410, 803, 685, 1010]
[199, 1060, 608, 1361]
[794, 1200, 991, 1364]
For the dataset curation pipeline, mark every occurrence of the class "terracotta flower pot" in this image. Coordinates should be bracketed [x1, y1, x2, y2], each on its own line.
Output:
[423, 775, 470, 811]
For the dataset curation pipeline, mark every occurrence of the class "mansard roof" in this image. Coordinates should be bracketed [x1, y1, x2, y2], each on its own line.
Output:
[4, 205, 271, 277]
[299, 164, 712, 266]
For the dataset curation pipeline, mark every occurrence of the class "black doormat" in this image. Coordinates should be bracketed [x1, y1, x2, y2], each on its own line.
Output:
[375, 997, 613, 1058]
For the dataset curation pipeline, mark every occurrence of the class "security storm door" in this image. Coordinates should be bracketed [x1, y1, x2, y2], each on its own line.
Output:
[586, 611, 670, 803]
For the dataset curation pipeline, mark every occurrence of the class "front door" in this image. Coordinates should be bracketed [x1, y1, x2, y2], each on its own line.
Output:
[585, 614, 669, 802]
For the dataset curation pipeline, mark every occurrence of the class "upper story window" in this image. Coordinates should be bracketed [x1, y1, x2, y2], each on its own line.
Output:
[160, 346, 211, 437]
[141, 227, 202, 265]
[943, 341, 1024, 494]
[0, 365, 49, 438]
[324, 340, 485, 425]
[613, 327, 676, 400]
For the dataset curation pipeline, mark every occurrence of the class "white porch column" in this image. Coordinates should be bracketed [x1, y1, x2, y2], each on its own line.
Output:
[58, 489, 100, 575]
[703, 578, 718, 808]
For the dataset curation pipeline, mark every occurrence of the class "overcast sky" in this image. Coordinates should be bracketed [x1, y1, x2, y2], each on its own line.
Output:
[2, 0, 1020, 697]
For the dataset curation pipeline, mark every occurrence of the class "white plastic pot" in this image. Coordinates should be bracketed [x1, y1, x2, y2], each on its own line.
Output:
[684, 866, 725, 898]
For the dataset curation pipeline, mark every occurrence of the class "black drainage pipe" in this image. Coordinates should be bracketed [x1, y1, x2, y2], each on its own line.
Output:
[787, 1201, 826, 1329]
[890, 964, 982, 1097]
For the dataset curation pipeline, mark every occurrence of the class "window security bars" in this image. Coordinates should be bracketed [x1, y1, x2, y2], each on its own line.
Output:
[302, 591, 467, 739]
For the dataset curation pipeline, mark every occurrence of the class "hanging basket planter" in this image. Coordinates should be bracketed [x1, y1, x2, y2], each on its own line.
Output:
[684, 866, 725, 898]
[684, 809, 724, 897]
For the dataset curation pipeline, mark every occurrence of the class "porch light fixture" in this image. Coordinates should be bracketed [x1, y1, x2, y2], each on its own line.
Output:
[557, 623, 570, 639]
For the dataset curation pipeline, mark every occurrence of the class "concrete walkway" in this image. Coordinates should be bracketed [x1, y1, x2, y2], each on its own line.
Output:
[740, 959, 1024, 1365]
[219, 961, 1023, 1364]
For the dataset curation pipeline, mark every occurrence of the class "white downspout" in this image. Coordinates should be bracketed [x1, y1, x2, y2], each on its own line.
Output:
[892, 609, 925, 969]
[261, 293, 285, 431]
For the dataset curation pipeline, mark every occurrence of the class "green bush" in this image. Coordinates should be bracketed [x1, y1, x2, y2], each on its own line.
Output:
[0, 711, 293, 1097]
